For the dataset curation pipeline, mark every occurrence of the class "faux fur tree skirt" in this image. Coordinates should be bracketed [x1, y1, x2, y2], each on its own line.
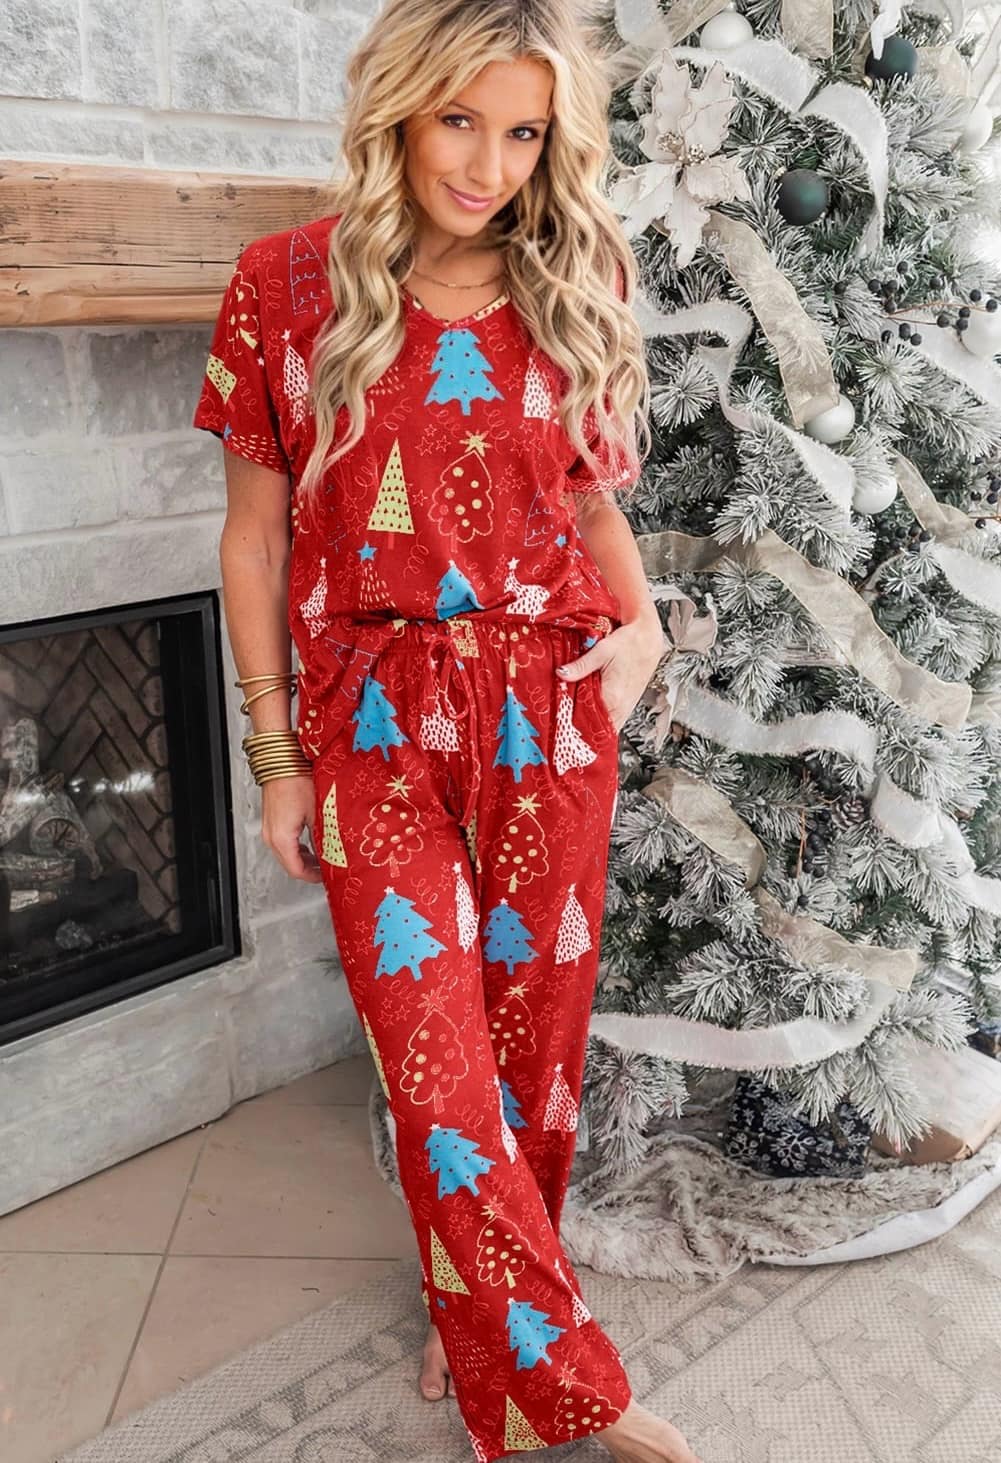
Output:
[368, 1070, 1001, 1286]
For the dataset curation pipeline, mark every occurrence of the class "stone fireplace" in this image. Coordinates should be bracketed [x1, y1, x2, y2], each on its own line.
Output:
[0, 0, 378, 1219]
[2, 593, 239, 1040]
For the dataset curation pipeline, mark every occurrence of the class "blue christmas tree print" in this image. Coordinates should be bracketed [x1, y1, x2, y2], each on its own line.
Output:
[373, 886, 446, 981]
[492, 687, 546, 782]
[436, 560, 484, 619]
[425, 1123, 495, 1198]
[506, 1298, 565, 1370]
[353, 673, 408, 759]
[424, 328, 503, 416]
[483, 898, 537, 975]
[501, 1079, 528, 1130]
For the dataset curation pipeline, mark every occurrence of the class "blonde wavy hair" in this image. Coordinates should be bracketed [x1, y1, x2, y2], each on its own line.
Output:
[297, 0, 651, 514]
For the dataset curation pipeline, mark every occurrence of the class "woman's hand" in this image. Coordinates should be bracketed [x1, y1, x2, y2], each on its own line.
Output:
[556, 615, 666, 733]
[261, 775, 324, 883]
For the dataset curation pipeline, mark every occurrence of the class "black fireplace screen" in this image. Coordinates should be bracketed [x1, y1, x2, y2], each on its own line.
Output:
[0, 593, 239, 1046]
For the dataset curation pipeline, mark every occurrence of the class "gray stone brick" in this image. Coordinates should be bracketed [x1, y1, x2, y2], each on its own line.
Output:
[146, 117, 339, 177]
[83, 0, 160, 108]
[2, 518, 223, 623]
[83, 326, 212, 436]
[1, 445, 119, 533]
[0, 333, 73, 438]
[0, 102, 143, 161]
[1, 0, 82, 101]
[298, 8, 369, 123]
[114, 435, 227, 520]
[291, 0, 373, 17]
[167, 0, 299, 120]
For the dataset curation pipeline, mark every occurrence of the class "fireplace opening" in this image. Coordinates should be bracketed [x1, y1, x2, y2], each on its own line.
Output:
[0, 593, 240, 1046]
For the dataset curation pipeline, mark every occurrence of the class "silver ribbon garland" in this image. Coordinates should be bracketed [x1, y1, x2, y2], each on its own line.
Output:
[632, 290, 858, 516]
[636, 527, 973, 727]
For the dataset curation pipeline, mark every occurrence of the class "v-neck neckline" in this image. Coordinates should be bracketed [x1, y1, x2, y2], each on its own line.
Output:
[402, 283, 511, 329]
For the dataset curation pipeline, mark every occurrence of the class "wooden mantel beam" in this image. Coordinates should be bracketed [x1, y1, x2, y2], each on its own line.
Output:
[0, 161, 335, 326]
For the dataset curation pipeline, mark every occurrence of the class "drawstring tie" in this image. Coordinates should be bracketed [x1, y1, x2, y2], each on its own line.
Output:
[425, 630, 483, 830]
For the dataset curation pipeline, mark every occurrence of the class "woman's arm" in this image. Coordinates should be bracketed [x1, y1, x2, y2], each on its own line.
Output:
[556, 492, 665, 729]
[574, 491, 661, 637]
[219, 451, 322, 882]
[219, 452, 297, 735]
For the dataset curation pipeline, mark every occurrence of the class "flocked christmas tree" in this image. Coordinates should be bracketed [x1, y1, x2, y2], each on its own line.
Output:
[577, 0, 1001, 1175]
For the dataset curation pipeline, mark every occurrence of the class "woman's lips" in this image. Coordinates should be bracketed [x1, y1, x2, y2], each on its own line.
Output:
[444, 182, 495, 211]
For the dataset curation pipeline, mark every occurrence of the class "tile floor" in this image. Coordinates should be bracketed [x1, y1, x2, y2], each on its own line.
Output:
[0, 1051, 417, 1463]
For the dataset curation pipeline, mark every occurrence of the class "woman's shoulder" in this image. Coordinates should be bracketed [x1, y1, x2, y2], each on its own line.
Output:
[235, 211, 342, 279]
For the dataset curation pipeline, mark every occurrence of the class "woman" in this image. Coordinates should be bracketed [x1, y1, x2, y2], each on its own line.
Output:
[193, 3, 701, 1459]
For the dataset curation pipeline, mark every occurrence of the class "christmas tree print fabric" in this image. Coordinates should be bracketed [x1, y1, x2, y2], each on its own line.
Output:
[191, 212, 641, 767]
[313, 615, 632, 1460]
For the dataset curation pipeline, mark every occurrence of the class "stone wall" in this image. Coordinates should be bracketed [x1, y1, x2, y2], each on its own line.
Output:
[0, 0, 379, 1215]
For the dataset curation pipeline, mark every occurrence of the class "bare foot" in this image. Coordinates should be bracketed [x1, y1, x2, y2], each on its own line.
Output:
[599, 1399, 704, 1462]
[418, 1320, 451, 1401]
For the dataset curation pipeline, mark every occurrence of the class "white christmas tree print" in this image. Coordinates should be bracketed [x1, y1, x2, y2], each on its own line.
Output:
[504, 558, 550, 620]
[453, 860, 478, 952]
[522, 353, 557, 420]
[554, 1256, 592, 1326]
[543, 1062, 579, 1134]
[282, 328, 309, 426]
[420, 689, 461, 755]
[553, 685, 599, 775]
[494, 1073, 519, 1163]
[300, 556, 328, 638]
[288, 227, 327, 315]
[554, 882, 592, 965]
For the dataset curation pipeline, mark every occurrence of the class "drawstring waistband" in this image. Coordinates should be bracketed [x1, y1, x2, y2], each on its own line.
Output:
[301, 611, 617, 795]
[426, 632, 482, 829]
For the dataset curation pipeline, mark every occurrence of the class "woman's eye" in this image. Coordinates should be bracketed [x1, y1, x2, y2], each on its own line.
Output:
[440, 114, 540, 141]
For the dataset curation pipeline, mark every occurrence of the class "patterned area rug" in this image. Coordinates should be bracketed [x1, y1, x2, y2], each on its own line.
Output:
[60, 1185, 1001, 1463]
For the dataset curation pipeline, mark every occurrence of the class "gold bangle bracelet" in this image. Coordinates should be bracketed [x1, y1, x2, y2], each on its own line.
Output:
[240, 683, 298, 713]
[243, 730, 301, 745]
[235, 673, 296, 687]
[247, 757, 312, 772]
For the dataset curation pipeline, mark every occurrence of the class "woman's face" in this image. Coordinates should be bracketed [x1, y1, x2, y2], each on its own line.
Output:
[401, 58, 553, 242]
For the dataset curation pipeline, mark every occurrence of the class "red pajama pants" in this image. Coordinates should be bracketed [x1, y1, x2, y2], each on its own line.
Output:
[308, 614, 631, 1462]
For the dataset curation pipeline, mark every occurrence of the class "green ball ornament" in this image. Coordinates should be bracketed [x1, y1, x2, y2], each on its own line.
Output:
[776, 169, 829, 225]
[865, 35, 918, 81]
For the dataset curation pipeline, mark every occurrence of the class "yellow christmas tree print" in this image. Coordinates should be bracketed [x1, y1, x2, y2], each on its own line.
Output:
[368, 438, 415, 535]
[320, 781, 347, 866]
[504, 1395, 548, 1451]
[362, 1011, 390, 1101]
[429, 1225, 470, 1294]
[205, 353, 236, 404]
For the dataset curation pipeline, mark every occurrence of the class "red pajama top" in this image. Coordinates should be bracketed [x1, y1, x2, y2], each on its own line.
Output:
[192, 212, 640, 762]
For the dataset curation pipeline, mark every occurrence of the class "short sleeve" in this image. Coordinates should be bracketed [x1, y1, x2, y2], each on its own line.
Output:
[192, 247, 291, 476]
[564, 398, 642, 495]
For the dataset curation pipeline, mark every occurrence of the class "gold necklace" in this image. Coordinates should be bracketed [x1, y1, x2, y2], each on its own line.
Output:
[409, 263, 506, 290]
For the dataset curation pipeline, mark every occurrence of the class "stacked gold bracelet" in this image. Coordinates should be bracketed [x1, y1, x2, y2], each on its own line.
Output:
[235, 673, 313, 785]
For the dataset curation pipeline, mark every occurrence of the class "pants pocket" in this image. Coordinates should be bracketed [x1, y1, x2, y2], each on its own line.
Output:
[586, 667, 617, 741]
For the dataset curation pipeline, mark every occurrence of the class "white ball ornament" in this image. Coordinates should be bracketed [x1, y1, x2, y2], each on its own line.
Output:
[852, 475, 899, 515]
[803, 393, 856, 444]
[959, 100, 995, 154]
[700, 10, 754, 49]
[960, 307, 1001, 359]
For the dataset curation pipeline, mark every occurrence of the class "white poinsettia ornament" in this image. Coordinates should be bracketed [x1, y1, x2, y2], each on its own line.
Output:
[609, 50, 752, 266]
